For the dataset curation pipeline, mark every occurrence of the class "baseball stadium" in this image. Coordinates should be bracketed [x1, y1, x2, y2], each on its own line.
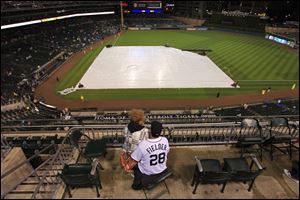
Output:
[1, 1, 299, 199]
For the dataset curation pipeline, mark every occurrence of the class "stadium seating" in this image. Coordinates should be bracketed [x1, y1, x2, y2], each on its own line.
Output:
[237, 118, 263, 160]
[192, 157, 230, 194]
[204, 13, 265, 32]
[142, 168, 173, 199]
[263, 117, 293, 161]
[213, 99, 299, 117]
[69, 129, 107, 168]
[1, 15, 120, 100]
[223, 155, 264, 191]
[124, 13, 186, 28]
[58, 161, 102, 198]
[192, 153, 265, 194]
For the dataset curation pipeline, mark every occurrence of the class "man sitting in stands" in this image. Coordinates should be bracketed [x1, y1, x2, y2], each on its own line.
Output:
[122, 121, 170, 190]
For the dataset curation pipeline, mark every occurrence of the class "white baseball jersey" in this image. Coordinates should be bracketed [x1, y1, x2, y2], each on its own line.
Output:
[131, 136, 169, 175]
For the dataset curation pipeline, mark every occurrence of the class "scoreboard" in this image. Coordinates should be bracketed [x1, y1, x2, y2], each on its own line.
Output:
[122, 1, 162, 13]
[132, 1, 162, 9]
[122, 1, 174, 14]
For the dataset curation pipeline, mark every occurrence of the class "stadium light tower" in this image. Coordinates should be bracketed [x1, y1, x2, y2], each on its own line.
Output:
[120, 1, 124, 30]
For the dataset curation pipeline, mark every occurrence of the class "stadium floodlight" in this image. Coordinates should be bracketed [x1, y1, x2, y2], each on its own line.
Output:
[1, 11, 115, 30]
[1, 20, 41, 30]
[58, 11, 115, 19]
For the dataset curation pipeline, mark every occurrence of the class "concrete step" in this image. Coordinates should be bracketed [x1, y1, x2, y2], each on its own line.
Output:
[35, 170, 59, 177]
[11, 183, 57, 193]
[11, 184, 38, 193]
[4, 191, 55, 199]
[23, 177, 59, 184]
[4, 193, 33, 199]
[38, 165, 64, 170]
[22, 177, 40, 184]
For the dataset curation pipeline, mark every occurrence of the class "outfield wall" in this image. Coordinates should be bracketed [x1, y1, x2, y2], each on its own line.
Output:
[171, 16, 206, 26]
[265, 26, 299, 34]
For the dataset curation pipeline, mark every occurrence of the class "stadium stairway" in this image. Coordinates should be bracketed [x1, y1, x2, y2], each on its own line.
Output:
[2, 145, 79, 199]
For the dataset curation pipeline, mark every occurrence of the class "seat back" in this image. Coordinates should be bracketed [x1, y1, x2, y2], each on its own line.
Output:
[69, 129, 84, 148]
[271, 117, 289, 127]
[241, 119, 260, 128]
[58, 164, 98, 186]
[192, 158, 231, 194]
[224, 156, 264, 182]
[84, 139, 107, 158]
[270, 117, 290, 134]
[237, 120, 263, 159]
[240, 118, 262, 139]
[270, 117, 291, 142]
[58, 163, 101, 197]
[197, 158, 231, 183]
[62, 163, 92, 175]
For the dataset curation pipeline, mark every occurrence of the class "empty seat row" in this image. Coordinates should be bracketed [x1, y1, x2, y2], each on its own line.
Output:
[192, 154, 265, 194]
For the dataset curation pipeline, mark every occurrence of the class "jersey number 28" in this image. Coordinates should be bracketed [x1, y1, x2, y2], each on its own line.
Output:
[150, 152, 166, 166]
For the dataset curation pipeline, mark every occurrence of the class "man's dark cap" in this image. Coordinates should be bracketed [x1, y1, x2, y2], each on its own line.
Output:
[151, 121, 163, 137]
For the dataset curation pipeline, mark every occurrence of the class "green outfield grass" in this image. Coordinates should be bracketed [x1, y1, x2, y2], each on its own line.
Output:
[56, 30, 299, 100]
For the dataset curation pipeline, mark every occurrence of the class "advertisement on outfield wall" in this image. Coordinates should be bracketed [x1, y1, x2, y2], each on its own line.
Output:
[265, 33, 296, 48]
[186, 27, 208, 31]
[140, 27, 151, 30]
[128, 27, 139, 30]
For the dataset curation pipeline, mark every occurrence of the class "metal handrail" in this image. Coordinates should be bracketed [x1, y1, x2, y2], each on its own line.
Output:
[1, 133, 12, 161]
[3, 120, 297, 199]
[1, 133, 10, 146]
[1, 143, 55, 179]
[1, 155, 53, 198]
[1, 143, 56, 198]
[1, 114, 299, 127]
[32, 134, 74, 199]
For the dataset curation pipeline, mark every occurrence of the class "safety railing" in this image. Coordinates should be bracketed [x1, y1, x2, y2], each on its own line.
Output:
[1, 115, 298, 132]
[1, 133, 78, 199]
[1, 143, 56, 198]
[32, 135, 77, 199]
[1, 133, 12, 161]
[2, 119, 298, 198]
[56, 121, 298, 147]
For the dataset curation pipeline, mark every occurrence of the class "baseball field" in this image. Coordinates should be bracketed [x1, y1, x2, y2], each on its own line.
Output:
[54, 30, 299, 101]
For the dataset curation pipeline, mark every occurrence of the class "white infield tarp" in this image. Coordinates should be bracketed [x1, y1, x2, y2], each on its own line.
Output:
[76, 46, 236, 89]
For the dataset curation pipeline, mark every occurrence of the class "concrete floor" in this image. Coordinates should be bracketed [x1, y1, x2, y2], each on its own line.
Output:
[64, 145, 299, 199]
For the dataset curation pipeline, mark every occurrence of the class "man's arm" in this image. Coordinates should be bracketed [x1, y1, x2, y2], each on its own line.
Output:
[124, 156, 138, 172]
[125, 142, 144, 172]
[120, 151, 138, 172]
